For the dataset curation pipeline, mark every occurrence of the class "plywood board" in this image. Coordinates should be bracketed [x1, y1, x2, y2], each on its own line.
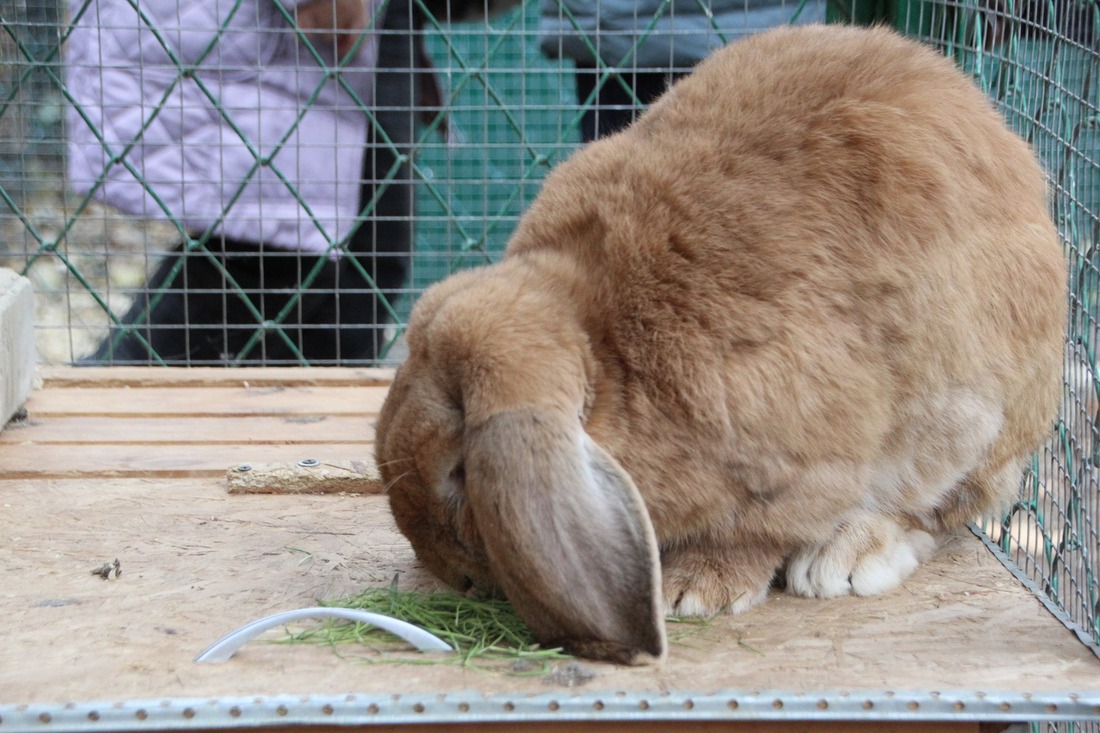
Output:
[1, 477, 1098, 706]
[1, 368, 1098, 729]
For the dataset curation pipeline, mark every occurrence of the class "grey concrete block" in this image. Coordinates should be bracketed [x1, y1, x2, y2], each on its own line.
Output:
[0, 268, 35, 430]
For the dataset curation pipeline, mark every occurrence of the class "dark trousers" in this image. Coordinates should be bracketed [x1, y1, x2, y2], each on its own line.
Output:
[86, 0, 416, 366]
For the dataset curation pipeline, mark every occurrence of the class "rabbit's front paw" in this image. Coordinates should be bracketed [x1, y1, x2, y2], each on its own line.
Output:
[661, 543, 781, 617]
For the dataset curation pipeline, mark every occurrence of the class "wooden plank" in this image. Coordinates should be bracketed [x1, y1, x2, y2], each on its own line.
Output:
[37, 366, 396, 389]
[0, 444, 375, 479]
[1, 478, 1097, 708]
[0, 268, 35, 428]
[23, 386, 388, 417]
[226, 459, 383, 494]
[0, 415, 376, 445]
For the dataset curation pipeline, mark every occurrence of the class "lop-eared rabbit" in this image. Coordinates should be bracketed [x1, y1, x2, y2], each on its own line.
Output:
[375, 24, 1066, 664]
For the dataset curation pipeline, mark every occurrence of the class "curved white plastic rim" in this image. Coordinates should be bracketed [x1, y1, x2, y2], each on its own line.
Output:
[193, 607, 454, 663]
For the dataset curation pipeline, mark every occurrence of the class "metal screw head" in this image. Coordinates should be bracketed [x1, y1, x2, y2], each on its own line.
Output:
[236, 465, 252, 472]
[298, 458, 320, 468]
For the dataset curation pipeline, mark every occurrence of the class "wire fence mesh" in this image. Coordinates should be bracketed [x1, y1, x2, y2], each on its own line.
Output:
[865, 4, 1100, 729]
[883, 0, 1100, 676]
[1, 0, 1098, 726]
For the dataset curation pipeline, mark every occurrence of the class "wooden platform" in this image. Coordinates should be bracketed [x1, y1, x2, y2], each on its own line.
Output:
[1, 368, 1099, 733]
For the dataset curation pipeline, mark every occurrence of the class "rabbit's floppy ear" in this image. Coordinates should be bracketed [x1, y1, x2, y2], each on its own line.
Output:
[465, 408, 666, 664]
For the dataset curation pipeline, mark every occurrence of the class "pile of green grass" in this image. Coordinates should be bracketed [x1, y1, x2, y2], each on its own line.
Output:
[281, 581, 573, 673]
[281, 577, 725, 673]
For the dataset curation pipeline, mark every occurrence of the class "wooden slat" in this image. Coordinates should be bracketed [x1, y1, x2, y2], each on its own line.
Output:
[226, 459, 383, 494]
[23, 386, 388, 417]
[0, 444, 375, 479]
[2, 369, 383, 480]
[0, 415, 376, 445]
[37, 366, 395, 389]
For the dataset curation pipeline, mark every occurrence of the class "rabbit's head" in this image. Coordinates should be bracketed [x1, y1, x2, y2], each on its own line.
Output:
[375, 262, 666, 664]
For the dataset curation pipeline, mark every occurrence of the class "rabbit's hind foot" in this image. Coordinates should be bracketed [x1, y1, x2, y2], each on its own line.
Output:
[785, 514, 937, 599]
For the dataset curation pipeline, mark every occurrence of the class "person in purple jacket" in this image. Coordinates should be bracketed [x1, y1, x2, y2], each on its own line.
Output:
[67, 0, 410, 365]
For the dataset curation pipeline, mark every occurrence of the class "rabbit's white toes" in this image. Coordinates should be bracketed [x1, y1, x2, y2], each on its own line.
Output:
[850, 529, 936, 596]
[785, 546, 851, 598]
[786, 520, 937, 599]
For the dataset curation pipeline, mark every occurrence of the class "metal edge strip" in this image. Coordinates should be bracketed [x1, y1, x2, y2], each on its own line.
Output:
[2, 690, 1098, 732]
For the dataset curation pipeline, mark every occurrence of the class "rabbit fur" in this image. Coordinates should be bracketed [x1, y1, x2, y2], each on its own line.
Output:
[374, 24, 1066, 665]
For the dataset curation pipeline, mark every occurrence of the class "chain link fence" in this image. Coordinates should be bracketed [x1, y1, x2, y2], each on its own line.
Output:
[2, 0, 827, 366]
[1, 0, 1098, 729]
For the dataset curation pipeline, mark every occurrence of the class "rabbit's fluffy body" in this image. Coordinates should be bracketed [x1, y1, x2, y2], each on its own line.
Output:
[375, 25, 1066, 664]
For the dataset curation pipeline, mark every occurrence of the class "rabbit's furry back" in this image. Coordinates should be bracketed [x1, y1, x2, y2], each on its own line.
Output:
[375, 24, 1066, 664]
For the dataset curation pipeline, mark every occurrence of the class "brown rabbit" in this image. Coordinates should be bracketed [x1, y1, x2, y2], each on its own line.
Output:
[374, 24, 1066, 665]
